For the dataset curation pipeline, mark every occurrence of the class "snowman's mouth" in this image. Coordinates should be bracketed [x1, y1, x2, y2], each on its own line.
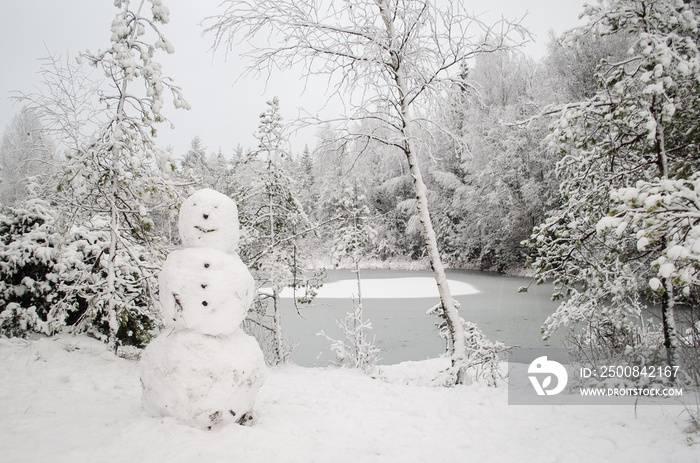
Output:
[195, 225, 217, 234]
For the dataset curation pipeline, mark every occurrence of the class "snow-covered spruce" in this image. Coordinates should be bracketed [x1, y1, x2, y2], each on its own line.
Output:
[140, 189, 266, 428]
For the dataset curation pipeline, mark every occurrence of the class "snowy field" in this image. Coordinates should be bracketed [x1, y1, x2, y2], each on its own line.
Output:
[1, 335, 698, 462]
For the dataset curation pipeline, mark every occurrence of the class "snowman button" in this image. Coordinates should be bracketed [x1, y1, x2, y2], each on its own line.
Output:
[203, 213, 209, 219]
[204, 263, 210, 268]
[202, 301, 208, 306]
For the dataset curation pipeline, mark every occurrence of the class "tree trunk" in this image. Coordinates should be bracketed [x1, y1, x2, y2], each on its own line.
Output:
[661, 278, 678, 377]
[354, 258, 364, 353]
[655, 108, 678, 369]
[404, 140, 467, 371]
[107, 174, 120, 351]
[376, 0, 467, 382]
[272, 288, 283, 364]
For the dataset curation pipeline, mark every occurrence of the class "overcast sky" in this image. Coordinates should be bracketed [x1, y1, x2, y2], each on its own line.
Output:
[0, 0, 586, 159]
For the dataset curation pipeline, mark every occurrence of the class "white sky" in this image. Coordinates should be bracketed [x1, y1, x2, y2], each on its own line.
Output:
[0, 0, 586, 159]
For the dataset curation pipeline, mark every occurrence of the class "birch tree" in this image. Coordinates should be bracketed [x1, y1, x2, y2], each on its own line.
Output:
[207, 0, 526, 384]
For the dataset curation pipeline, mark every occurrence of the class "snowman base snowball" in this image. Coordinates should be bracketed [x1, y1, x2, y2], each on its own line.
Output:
[140, 329, 267, 428]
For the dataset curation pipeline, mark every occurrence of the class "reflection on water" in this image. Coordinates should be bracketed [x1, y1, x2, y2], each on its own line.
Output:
[280, 269, 565, 367]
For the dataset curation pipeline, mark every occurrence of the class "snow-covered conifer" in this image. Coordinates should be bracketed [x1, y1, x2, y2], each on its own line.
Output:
[527, 0, 700, 352]
[235, 97, 319, 364]
[0, 200, 63, 336]
[50, 0, 189, 349]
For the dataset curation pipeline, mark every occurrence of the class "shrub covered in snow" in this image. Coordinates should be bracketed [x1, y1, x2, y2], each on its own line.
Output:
[0, 199, 160, 347]
[428, 301, 509, 386]
[0, 200, 63, 336]
[318, 304, 380, 372]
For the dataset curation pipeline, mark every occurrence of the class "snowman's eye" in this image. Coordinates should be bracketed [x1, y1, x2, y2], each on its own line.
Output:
[202, 301, 208, 306]
[204, 263, 210, 268]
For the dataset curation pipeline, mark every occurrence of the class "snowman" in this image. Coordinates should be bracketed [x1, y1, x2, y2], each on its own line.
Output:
[140, 188, 266, 428]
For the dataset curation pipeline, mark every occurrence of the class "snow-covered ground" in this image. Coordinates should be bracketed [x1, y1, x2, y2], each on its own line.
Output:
[1, 335, 698, 462]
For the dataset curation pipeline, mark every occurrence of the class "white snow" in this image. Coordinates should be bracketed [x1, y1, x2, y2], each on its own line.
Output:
[1, 335, 698, 462]
[280, 277, 479, 299]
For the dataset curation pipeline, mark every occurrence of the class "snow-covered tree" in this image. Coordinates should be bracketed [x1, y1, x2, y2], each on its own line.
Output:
[0, 109, 56, 206]
[545, 30, 631, 102]
[527, 0, 700, 354]
[319, 182, 380, 371]
[178, 136, 232, 194]
[0, 198, 157, 347]
[236, 97, 319, 364]
[0, 200, 63, 336]
[180, 136, 208, 185]
[57, 217, 161, 348]
[16, 52, 105, 160]
[207, 0, 527, 384]
[296, 144, 317, 215]
[40, 0, 190, 350]
[602, 175, 700, 350]
[429, 51, 558, 272]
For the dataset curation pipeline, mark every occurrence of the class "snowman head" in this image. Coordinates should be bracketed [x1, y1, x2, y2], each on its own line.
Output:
[179, 189, 240, 253]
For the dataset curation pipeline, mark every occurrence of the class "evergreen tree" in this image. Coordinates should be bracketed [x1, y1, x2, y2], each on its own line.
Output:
[0, 200, 63, 336]
[235, 97, 318, 364]
[180, 135, 208, 187]
[0, 109, 56, 206]
[54, 0, 189, 349]
[527, 0, 700, 355]
[297, 144, 317, 214]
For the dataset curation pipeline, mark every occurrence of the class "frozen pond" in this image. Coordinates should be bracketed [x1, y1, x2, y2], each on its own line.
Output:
[279, 269, 564, 367]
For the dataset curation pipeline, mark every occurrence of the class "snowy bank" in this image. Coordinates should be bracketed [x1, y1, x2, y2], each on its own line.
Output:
[0, 335, 698, 462]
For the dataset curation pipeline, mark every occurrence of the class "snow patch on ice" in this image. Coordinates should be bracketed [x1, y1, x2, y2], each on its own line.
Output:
[279, 277, 479, 299]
